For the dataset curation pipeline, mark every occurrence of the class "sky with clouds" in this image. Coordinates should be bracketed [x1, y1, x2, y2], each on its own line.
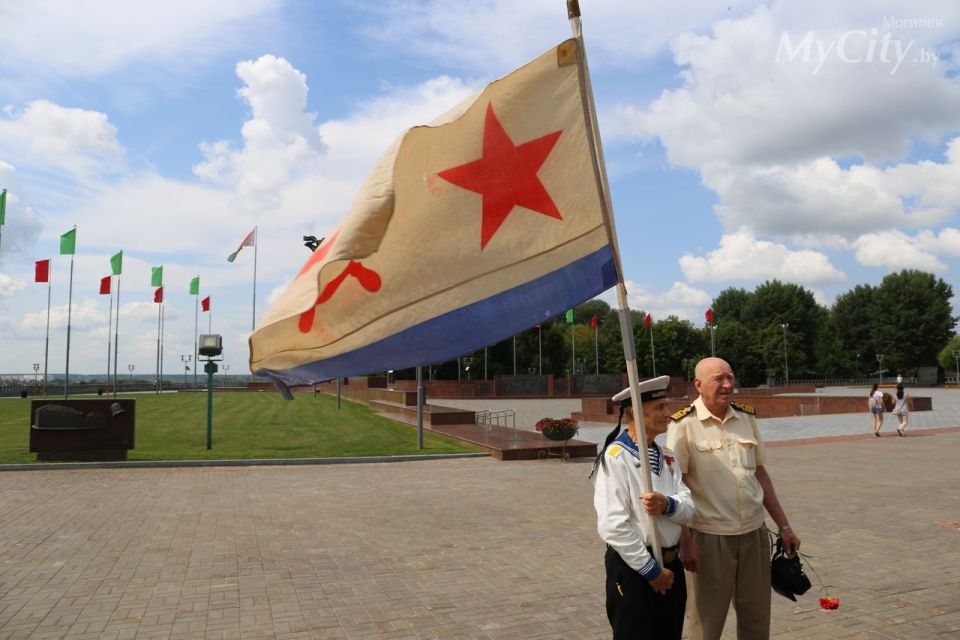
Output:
[1, 0, 959, 376]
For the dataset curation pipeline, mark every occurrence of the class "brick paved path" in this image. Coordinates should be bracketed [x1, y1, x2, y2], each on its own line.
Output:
[2, 431, 959, 638]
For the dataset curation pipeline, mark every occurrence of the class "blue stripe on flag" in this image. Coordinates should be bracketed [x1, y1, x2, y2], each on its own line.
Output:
[258, 244, 617, 390]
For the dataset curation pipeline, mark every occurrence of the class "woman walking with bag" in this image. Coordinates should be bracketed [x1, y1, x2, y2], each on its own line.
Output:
[869, 383, 885, 437]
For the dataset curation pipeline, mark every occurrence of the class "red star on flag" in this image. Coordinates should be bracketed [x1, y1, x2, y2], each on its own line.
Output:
[438, 103, 563, 249]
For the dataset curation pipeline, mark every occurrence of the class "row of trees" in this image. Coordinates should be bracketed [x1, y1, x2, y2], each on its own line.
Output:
[395, 270, 957, 387]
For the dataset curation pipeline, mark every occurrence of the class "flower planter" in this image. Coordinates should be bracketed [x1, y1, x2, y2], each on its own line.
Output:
[541, 426, 577, 441]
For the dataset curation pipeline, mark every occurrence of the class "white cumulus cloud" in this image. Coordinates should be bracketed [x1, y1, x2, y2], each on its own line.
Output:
[680, 228, 846, 284]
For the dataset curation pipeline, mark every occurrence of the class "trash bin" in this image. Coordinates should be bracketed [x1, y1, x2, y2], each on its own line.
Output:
[29, 399, 135, 461]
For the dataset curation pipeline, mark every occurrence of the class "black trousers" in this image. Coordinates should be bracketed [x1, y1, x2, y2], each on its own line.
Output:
[604, 546, 687, 640]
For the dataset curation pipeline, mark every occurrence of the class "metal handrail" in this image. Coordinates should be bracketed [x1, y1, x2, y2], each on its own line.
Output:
[474, 409, 518, 440]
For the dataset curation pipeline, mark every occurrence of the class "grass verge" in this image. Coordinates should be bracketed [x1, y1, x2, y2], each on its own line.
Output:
[0, 391, 480, 464]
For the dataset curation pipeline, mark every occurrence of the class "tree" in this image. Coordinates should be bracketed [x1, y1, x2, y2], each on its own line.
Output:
[640, 316, 709, 378]
[872, 270, 956, 372]
[714, 319, 766, 386]
[830, 284, 876, 377]
[712, 287, 751, 325]
[937, 337, 960, 375]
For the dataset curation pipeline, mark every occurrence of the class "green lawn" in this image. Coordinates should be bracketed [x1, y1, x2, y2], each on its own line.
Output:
[0, 391, 480, 464]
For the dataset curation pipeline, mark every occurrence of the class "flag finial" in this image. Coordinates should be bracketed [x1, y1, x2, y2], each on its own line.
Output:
[567, 0, 581, 19]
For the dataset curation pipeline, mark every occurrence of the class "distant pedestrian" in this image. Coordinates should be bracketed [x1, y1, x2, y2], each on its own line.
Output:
[869, 383, 885, 437]
[893, 382, 909, 436]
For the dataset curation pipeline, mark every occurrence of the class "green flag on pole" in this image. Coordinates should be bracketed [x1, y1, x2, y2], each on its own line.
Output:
[189, 276, 200, 295]
[60, 228, 76, 255]
[151, 266, 163, 287]
[565, 309, 574, 323]
[110, 251, 123, 275]
[0, 189, 7, 225]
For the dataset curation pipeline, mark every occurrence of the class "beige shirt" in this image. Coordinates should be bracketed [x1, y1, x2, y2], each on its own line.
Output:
[665, 396, 766, 535]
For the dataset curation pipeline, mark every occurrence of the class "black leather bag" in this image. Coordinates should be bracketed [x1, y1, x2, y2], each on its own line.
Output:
[770, 537, 811, 601]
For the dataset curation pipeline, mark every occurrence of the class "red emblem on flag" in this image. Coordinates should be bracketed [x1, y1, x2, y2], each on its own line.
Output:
[437, 103, 563, 249]
[298, 261, 382, 333]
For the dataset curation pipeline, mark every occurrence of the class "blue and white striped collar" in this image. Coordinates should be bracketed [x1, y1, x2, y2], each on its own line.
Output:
[613, 431, 664, 476]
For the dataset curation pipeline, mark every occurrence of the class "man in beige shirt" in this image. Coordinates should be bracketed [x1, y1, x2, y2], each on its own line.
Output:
[666, 357, 801, 640]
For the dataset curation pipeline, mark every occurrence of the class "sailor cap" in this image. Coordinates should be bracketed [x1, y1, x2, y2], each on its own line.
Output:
[612, 375, 670, 406]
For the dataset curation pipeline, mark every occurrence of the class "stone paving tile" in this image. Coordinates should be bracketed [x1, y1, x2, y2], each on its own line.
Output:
[2, 400, 960, 638]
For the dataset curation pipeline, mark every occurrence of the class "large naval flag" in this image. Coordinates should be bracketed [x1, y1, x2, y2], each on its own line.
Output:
[249, 38, 618, 395]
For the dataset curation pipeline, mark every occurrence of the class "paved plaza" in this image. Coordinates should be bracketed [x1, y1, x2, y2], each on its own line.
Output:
[2, 388, 960, 639]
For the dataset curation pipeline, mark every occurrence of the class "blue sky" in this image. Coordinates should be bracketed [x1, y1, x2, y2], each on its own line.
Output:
[1, 0, 960, 376]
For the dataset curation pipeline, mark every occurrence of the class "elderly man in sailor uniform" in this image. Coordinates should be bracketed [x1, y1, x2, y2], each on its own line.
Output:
[591, 375, 695, 640]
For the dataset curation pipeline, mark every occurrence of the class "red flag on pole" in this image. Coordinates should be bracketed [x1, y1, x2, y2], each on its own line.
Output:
[589, 314, 598, 328]
[644, 313, 652, 328]
[201, 296, 210, 312]
[99, 276, 111, 295]
[154, 286, 164, 303]
[705, 308, 714, 324]
[35, 259, 50, 283]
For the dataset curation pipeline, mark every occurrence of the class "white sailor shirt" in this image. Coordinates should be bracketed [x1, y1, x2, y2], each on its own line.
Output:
[593, 431, 695, 580]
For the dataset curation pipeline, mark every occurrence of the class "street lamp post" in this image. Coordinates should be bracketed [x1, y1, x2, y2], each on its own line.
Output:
[876, 354, 885, 385]
[780, 323, 789, 386]
[128, 364, 134, 384]
[222, 363, 230, 387]
[33, 363, 40, 385]
[952, 351, 960, 385]
[463, 357, 474, 381]
[709, 324, 716, 356]
[181, 354, 192, 386]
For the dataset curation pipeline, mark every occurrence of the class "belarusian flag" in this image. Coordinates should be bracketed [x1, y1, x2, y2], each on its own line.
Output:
[60, 228, 76, 255]
[227, 228, 256, 262]
[99, 276, 111, 295]
[189, 276, 200, 295]
[0, 189, 6, 225]
[151, 266, 163, 287]
[110, 251, 123, 275]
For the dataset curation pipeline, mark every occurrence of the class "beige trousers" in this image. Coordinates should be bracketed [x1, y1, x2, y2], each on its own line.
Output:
[684, 525, 771, 640]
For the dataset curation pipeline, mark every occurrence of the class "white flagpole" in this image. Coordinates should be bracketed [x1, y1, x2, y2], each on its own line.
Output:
[649, 321, 657, 377]
[568, 0, 662, 561]
[595, 321, 599, 375]
[155, 298, 161, 395]
[252, 225, 258, 333]
[64, 229, 76, 399]
[106, 288, 113, 386]
[194, 293, 199, 389]
[113, 273, 120, 397]
[44, 277, 51, 394]
[160, 302, 165, 392]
